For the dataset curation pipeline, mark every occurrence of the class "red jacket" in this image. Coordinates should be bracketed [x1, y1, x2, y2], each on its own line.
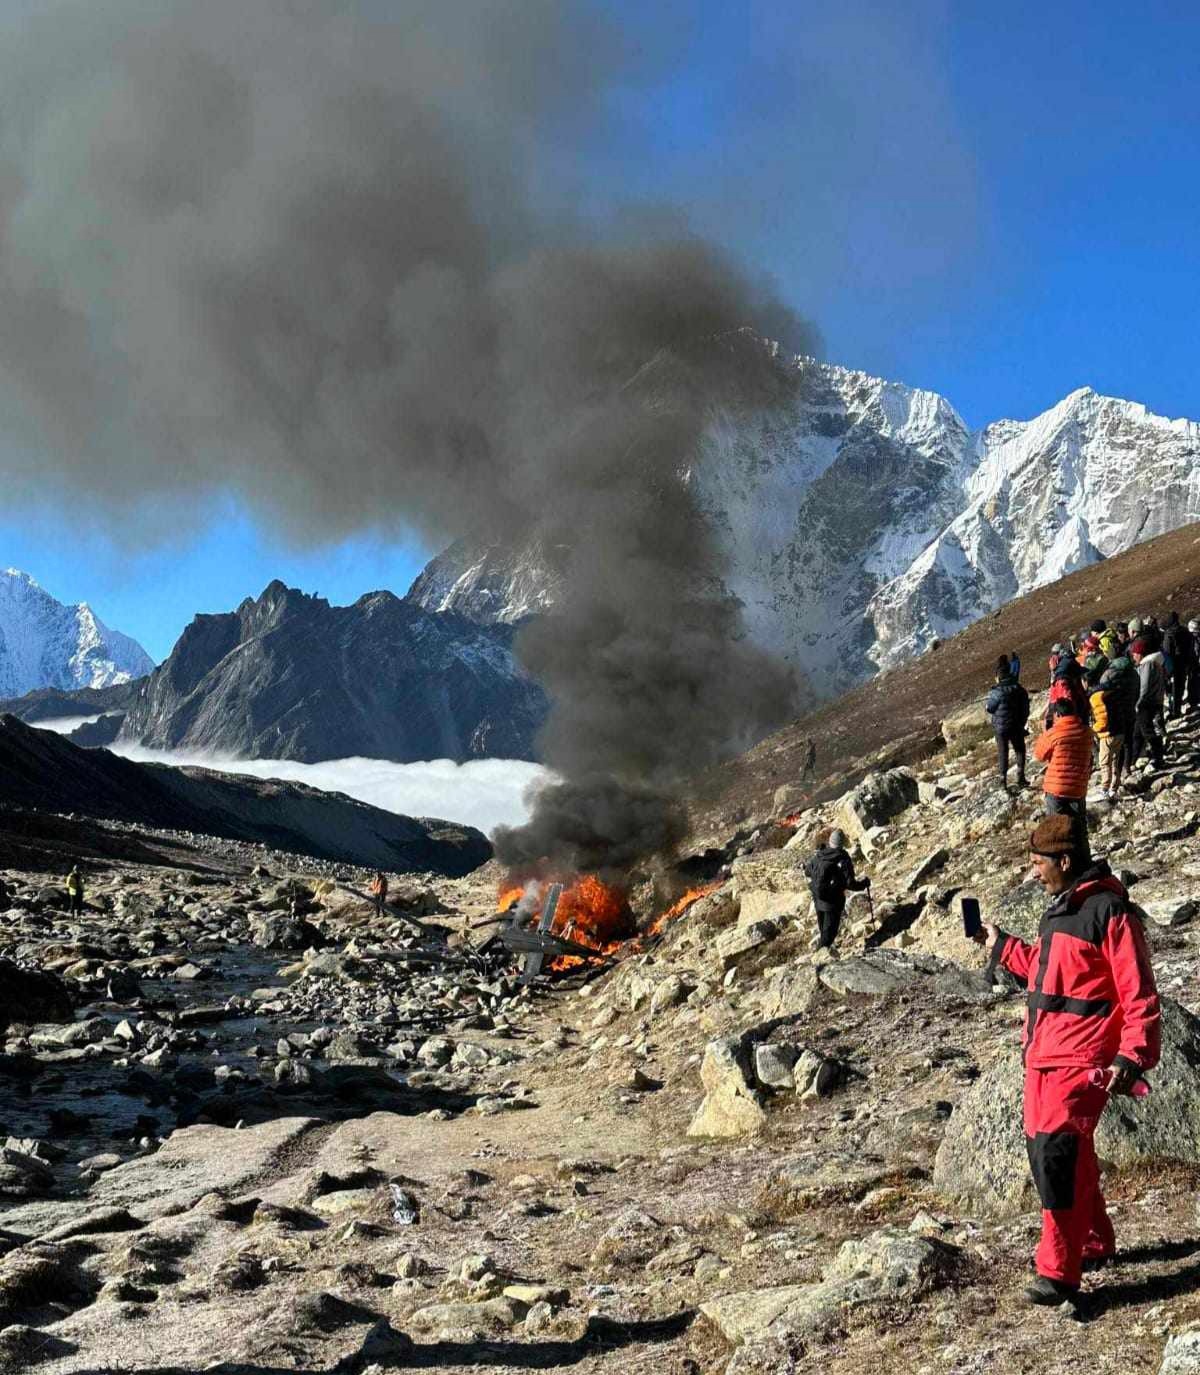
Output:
[1033, 715, 1093, 798]
[997, 866, 1160, 1073]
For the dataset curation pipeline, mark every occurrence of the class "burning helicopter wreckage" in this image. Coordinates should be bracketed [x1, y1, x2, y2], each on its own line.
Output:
[493, 875, 721, 984]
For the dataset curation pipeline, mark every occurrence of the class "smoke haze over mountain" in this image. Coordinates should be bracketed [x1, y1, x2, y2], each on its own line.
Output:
[0, 0, 812, 867]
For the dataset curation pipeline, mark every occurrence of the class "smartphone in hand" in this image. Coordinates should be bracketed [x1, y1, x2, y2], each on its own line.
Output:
[961, 896, 982, 940]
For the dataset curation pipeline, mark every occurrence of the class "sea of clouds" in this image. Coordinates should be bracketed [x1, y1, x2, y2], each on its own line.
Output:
[35, 719, 548, 834]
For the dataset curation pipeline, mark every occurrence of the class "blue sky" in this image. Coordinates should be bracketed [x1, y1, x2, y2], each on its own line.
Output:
[2, 0, 1199, 660]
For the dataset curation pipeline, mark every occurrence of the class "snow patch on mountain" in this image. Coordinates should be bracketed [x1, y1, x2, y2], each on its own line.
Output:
[0, 570, 155, 697]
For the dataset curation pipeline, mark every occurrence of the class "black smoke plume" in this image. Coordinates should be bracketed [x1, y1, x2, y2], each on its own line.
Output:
[0, 0, 813, 869]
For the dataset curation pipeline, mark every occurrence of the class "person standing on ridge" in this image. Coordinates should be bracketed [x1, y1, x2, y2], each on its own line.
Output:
[369, 870, 389, 918]
[804, 828, 869, 952]
[1129, 638, 1166, 770]
[1009, 650, 1022, 681]
[1163, 611, 1193, 719]
[1089, 672, 1125, 802]
[801, 738, 817, 782]
[1098, 648, 1139, 799]
[986, 654, 1030, 792]
[1187, 618, 1200, 712]
[65, 865, 84, 917]
[1034, 699, 1093, 820]
[975, 815, 1160, 1305]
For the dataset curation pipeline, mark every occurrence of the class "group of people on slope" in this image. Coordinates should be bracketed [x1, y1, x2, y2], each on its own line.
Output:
[986, 612, 1199, 813]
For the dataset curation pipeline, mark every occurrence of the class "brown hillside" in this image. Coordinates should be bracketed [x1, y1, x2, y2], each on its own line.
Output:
[691, 519, 1200, 837]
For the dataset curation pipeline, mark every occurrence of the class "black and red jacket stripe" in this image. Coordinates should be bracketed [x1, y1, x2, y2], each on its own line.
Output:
[996, 864, 1161, 1073]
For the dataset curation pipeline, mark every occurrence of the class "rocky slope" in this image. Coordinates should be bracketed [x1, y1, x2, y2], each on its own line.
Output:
[10, 536, 1200, 1371]
[407, 360, 1200, 697]
[0, 715, 489, 875]
[5, 676, 1200, 1371]
[111, 580, 547, 764]
[0, 569, 154, 697]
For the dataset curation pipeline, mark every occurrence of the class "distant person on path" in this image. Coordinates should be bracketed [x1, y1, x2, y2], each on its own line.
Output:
[1008, 650, 1022, 681]
[802, 738, 817, 782]
[804, 828, 870, 952]
[369, 870, 389, 918]
[975, 814, 1160, 1306]
[1129, 638, 1166, 770]
[986, 654, 1030, 792]
[1034, 700, 1093, 819]
[65, 865, 84, 917]
[1163, 611, 1193, 719]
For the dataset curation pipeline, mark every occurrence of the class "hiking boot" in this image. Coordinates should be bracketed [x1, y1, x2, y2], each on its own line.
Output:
[1081, 1253, 1116, 1274]
[1023, 1275, 1080, 1305]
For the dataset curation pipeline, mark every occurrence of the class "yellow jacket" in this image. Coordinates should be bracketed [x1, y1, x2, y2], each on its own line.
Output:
[1089, 690, 1111, 738]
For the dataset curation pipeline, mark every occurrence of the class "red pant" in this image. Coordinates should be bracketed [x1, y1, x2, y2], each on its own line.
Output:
[1023, 1066, 1115, 1286]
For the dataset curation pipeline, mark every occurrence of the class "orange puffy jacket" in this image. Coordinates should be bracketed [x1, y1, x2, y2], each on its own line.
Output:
[1033, 715, 1094, 798]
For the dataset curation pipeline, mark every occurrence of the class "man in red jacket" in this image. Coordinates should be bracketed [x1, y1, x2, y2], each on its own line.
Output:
[979, 814, 1160, 1305]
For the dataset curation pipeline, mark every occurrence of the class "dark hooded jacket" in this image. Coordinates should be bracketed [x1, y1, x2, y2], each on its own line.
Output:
[985, 673, 1030, 736]
[1098, 655, 1139, 736]
[996, 863, 1160, 1072]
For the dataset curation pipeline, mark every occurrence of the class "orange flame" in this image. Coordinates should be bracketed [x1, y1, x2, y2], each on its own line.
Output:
[497, 874, 632, 973]
[781, 812, 804, 828]
[645, 881, 721, 938]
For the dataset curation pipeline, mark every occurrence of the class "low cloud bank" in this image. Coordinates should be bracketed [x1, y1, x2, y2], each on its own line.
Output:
[36, 715, 103, 734]
[108, 743, 550, 835]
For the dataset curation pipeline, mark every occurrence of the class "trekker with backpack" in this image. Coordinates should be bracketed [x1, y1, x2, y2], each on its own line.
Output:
[804, 828, 870, 952]
[986, 654, 1030, 792]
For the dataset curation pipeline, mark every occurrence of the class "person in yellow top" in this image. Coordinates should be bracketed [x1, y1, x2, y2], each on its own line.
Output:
[1089, 683, 1123, 801]
[65, 865, 84, 917]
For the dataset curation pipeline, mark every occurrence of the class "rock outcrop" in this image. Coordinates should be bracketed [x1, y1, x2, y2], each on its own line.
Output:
[933, 999, 1200, 1215]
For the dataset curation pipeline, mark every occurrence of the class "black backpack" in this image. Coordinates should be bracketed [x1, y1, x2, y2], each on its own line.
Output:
[808, 850, 847, 905]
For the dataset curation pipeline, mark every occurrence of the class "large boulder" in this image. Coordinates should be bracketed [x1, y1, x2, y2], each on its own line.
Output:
[702, 1227, 958, 1346]
[0, 960, 73, 1034]
[250, 915, 326, 951]
[934, 998, 1200, 1215]
[688, 1037, 766, 1139]
[941, 702, 992, 751]
[835, 769, 918, 843]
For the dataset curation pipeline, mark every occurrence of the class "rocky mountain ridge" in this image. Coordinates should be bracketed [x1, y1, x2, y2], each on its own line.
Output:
[406, 360, 1200, 697]
[106, 580, 548, 764]
[0, 569, 154, 697]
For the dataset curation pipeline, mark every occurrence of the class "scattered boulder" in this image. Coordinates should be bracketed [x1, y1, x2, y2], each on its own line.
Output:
[717, 920, 779, 970]
[1141, 898, 1199, 929]
[906, 847, 950, 891]
[251, 915, 327, 950]
[0, 960, 73, 1033]
[702, 1227, 958, 1345]
[792, 1049, 840, 1099]
[836, 769, 918, 842]
[934, 998, 1200, 1215]
[688, 1038, 766, 1139]
[1161, 1327, 1200, 1374]
[754, 1043, 800, 1090]
[941, 703, 992, 751]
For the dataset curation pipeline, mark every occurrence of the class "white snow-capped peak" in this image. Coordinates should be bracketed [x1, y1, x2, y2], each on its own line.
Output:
[0, 569, 156, 697]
